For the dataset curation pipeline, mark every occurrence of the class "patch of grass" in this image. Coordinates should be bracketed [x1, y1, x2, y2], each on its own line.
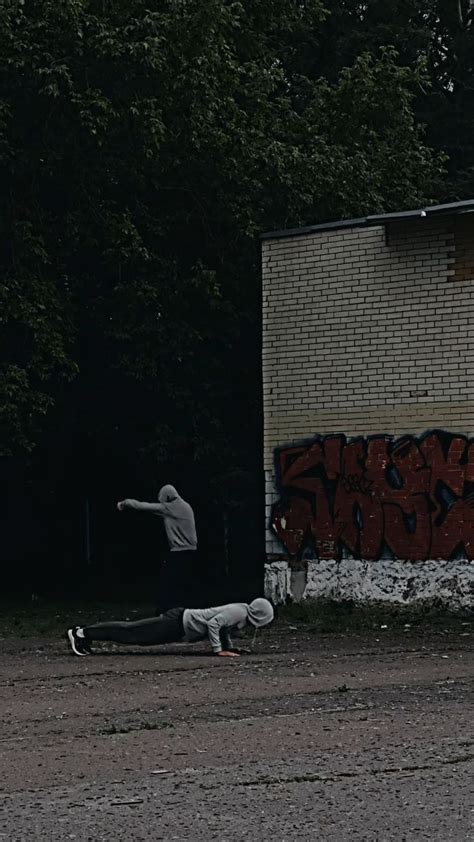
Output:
[277, 597, 472, 634]
[0, 596, 471, 640]
[0, 600, 152, 639]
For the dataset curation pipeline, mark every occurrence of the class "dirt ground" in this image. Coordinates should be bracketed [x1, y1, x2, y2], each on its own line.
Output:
[0, 622, 473, 841]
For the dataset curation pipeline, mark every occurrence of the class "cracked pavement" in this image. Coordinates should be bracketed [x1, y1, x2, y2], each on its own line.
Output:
[0, 624, 473, 840]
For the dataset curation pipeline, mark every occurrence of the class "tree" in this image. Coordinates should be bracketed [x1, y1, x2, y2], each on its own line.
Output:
[307, 0, 474, 198]
[0, 1, 444, 585]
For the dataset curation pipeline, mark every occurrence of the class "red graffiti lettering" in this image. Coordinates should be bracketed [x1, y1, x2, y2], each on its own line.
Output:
[272, 432, 474, 561]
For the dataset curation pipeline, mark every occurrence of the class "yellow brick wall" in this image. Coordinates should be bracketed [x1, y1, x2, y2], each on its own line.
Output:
[262, 217, 474, 556]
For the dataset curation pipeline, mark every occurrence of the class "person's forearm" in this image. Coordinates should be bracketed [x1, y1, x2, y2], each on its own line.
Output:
[211, 629, 237, 656]
[122, 499, 165, 513]
[207, 624, 223, 652]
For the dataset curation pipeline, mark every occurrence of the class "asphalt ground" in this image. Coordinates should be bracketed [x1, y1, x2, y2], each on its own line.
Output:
[0, 622, 473, 840]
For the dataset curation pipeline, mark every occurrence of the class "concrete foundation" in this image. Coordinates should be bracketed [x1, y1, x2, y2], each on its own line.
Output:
[265, 558, 474, 610]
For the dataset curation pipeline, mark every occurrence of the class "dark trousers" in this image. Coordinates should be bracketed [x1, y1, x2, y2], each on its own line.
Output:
[157, 550, 198, 613]
[83, 607, 185, 646]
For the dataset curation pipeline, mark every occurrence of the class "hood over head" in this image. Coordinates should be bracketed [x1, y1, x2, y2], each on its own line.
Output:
[247, 598, 274, 628]
[158, 484, 179, 503]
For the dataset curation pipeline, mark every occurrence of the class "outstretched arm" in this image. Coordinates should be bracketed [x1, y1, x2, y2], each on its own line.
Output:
[117, 499, 166, 515]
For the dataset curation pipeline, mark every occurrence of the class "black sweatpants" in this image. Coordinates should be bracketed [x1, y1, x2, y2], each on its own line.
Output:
[157, 550, 198, 613]
[83, 607, 185, 646]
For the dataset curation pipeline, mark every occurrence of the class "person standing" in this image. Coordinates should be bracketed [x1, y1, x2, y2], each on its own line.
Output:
[117, 484, 197, 612]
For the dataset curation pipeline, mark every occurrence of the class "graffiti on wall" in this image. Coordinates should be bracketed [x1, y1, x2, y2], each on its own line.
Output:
[272, 432, 474, 561]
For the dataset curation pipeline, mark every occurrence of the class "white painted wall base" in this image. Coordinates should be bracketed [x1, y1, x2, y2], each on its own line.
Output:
[264, 558, 474, 611]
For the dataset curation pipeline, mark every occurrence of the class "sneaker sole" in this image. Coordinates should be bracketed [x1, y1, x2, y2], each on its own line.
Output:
[67, 628, 88, 656]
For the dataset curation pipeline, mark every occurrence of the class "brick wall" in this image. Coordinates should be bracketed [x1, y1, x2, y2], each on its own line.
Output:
[262, 214, 474, 601]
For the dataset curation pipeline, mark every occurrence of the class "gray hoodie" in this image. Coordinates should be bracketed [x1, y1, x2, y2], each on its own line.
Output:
[122, 484, 197, 552]
[182, 598, 274, 653]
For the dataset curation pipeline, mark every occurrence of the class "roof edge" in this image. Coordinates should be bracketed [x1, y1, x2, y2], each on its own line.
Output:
[260, 199, 474, 241]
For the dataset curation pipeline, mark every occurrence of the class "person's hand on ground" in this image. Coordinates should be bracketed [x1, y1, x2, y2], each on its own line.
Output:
[217, 650, 240, 657]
